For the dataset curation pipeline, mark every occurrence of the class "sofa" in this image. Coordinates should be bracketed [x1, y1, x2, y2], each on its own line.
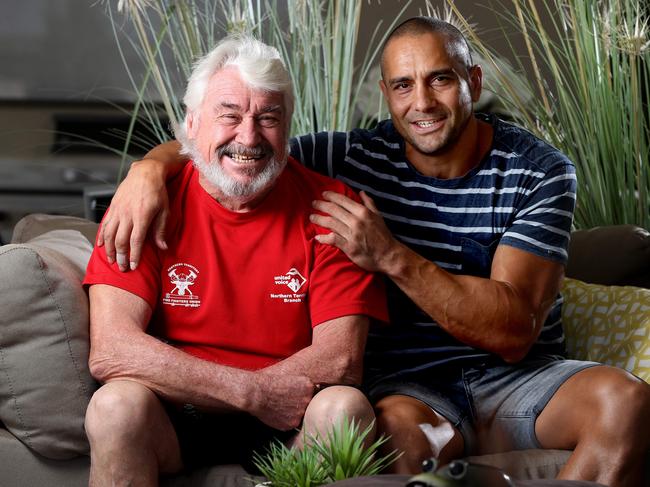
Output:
[0, 214, 648, 486]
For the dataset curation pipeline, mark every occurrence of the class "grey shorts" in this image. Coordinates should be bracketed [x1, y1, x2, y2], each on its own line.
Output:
[366, 356, 600, 454]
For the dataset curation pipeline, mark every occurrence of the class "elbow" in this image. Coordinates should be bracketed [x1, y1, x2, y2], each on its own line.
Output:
[496, 305, 543, 363]
[497, 325, 538, 364]
[88, 356, 108, 383]
[88, 348, 123, 384]
[499, 345, 530, 364]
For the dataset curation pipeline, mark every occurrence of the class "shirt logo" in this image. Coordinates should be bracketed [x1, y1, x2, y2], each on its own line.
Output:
[163, 263, 201, 308]
[270, 267, 307, 303]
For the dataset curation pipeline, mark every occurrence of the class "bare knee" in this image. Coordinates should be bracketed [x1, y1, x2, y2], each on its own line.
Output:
[375, 395, 463, 470]
[592, 370, 650, 442]
[85, 380, 159, 446]
[301, 386, 374, 441]
[304, 386, 374, 425]
[375, 395, 438, 434]
[546, 367, 650, 452]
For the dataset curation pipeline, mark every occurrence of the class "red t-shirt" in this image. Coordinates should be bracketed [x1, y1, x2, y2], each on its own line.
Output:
[84, 158, 387, 370]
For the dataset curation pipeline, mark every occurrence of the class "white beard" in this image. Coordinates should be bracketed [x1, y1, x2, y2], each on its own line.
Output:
[183, 140, 287, 199]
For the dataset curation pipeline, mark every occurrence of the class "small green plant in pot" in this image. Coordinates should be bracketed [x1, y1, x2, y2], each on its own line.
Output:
[251, 417, 402, 486]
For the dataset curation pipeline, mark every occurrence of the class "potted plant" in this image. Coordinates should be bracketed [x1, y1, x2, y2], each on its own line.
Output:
[251, 417, 401, 486]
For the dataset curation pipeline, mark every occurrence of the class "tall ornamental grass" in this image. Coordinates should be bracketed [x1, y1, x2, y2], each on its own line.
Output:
[450, 0, 650, 229]
[107, 0, 413, 179]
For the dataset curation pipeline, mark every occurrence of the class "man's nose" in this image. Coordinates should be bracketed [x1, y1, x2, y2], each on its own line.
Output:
[235, 117, 262, 147]
[413, 83, 437, 112]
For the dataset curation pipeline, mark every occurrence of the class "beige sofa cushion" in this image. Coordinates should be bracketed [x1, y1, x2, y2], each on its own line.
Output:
[0, 215, 99, 459]
[11, 213, 98, 245]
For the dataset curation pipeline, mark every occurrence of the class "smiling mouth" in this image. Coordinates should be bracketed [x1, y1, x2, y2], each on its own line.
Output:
[413, 117, 445, 128]
[218, 143, 270, 164]
[227, 153, 264, 163]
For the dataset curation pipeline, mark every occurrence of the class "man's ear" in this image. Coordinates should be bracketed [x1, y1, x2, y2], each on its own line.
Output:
[469, 65, 483, 103]
[186, 112, 199, 138]
[379, 79, 388, 100]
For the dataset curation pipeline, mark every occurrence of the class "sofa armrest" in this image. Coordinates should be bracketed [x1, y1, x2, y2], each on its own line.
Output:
[561, 278, 650, 382]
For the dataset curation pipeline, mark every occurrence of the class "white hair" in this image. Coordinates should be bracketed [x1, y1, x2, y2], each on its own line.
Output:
[175, 36, 292, 200]
[180, 35, 293, 129]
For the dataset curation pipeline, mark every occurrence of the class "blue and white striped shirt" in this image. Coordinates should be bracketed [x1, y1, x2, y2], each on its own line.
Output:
[289, 114, 576, 380]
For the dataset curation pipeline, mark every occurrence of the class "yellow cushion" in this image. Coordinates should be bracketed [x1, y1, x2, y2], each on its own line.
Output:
[561, 278, 650, 382]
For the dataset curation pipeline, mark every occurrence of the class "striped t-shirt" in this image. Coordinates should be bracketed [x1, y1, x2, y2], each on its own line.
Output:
[289, 114, 577, 381]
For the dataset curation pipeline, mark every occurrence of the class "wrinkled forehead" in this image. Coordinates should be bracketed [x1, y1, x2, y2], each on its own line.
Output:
[381, 32, 470, 78]
[202, 66, 286, 112]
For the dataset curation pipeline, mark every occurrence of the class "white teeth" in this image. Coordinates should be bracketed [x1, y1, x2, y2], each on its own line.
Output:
[415, 120, 439, 128]
[230, 154, 259, 163]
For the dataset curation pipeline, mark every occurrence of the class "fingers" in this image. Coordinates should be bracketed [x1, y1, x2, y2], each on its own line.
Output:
[319, 191, 365, 215]
[309, 212, 350, 237]
[359, 191, 379, 213]
[101, 216, 119, 265]
[314, 232, 346, 249]
[153, 207, 169, 251]
[114, 219, 134, 272]
[127, 206, 169, 270]
[312, 191, 378, 227]
[96, 209, 109, 247]
[128, 225, 146, 271]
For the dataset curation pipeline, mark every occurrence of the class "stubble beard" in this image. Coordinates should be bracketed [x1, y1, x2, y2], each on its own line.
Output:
[404, 110, 470, 158]
[400, 90, 474, 158]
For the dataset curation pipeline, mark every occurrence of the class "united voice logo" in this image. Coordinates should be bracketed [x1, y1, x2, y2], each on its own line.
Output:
[270, 267, 307, 303]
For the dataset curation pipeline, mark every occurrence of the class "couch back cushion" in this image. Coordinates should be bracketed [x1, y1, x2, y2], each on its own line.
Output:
[0, 215, 99, 459]
[567, 225, 650, 288]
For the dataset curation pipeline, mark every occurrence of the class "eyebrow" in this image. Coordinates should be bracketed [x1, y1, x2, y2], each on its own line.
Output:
[219, 102, 240, 111]
[215, 102, 283, 114]
[388, 68, 456, 86]
[258, 104, 283, 114]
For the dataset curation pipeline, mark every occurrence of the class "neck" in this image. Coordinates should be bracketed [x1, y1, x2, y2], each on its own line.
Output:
[406, 116, 493, 179]
[198, 175, 273, 212]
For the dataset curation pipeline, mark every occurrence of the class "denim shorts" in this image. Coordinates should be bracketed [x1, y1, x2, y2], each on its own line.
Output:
[366, 356, 600, 454]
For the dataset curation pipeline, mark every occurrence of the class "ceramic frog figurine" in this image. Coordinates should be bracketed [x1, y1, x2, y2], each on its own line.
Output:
[406, 458, 515, 487]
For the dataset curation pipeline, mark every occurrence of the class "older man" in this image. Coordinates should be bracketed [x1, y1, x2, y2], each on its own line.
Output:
[82, 36, 387, 487]
[97, 18, 650, 487]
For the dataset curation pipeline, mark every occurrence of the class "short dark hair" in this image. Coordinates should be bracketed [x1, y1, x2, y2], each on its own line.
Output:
[380, 16, 473, 78]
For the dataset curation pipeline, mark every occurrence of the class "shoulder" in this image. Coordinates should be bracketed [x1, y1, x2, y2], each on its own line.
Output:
[284, 156, 358, 199]
[348, 119, 403, 154]
[489, 116, 574, 176]
[163, 162, 198, 236]
[289, 120, 402, 156]
[168, 161, 196, 197]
